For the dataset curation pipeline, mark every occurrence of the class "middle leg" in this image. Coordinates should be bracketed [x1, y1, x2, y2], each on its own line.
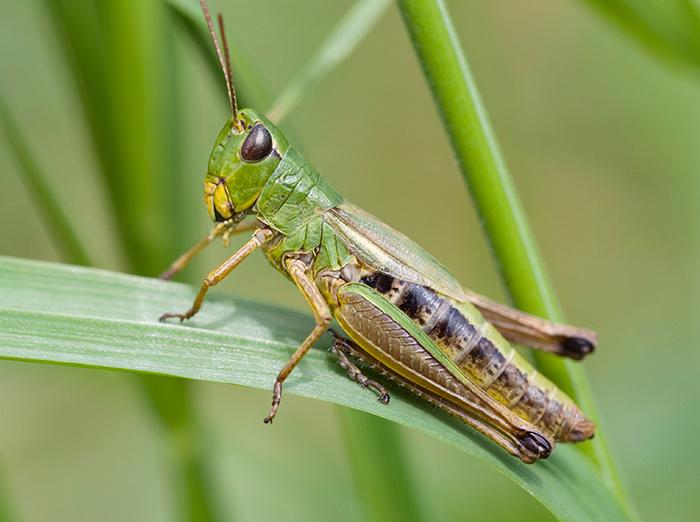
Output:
[263, 258, 332, 423]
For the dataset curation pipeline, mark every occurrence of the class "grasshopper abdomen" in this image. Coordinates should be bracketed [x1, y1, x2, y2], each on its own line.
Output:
[359, 271, 595, 444]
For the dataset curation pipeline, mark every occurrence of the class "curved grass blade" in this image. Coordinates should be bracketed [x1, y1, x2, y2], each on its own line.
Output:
[0, 93, 91, 267]
[266, 0, 391, 123]
[397, 0, 636, 518]
[169, 0, 390, 128]
[0, 256, 629, 521]
[164, 0, 272, 111]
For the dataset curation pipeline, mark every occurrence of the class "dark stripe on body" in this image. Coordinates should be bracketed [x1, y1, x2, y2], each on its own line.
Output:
[360, 271, 569, 437]
[362, 272, 503, 383]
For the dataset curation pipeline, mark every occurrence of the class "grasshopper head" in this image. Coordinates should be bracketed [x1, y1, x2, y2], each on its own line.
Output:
[204, 109, 289, 222]
[196, 2, 289, 223]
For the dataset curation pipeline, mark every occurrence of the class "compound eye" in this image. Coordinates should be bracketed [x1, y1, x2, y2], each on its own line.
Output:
[240, 124, 272, 162]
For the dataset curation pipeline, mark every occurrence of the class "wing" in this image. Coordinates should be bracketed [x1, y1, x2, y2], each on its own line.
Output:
[325, 202, 466, 301]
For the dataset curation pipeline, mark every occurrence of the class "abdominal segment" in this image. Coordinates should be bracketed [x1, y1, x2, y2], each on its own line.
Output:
[356, 272, 594, 443]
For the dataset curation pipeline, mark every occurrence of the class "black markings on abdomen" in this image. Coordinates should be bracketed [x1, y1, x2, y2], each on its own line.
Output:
[362, 271, 491, 376]
[360, 271, 569, 434]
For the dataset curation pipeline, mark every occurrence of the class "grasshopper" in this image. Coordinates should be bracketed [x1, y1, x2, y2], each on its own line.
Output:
[160, 0, 597, 464]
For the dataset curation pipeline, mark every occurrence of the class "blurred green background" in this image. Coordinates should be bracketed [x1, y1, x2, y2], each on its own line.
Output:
[0, 1, 698, 521]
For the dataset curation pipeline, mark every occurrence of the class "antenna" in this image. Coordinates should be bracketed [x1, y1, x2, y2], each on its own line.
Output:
[199, 0, 241, 130]
[217, 14, 237, 115]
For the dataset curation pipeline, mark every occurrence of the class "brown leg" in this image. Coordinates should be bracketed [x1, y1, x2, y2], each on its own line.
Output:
[463, 289, 598, 360]
[330, 331, 390, 404]
[263, 258, 332, 423]
[159, 219, 260, 280]
[159, 228, 273, 322]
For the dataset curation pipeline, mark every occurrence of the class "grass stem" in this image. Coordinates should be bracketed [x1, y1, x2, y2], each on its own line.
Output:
[397, 0, 636, 518]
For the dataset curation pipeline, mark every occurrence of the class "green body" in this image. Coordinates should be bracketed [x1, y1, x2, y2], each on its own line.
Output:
[202, 110, 594, 461]
[204, 110, 350, 275]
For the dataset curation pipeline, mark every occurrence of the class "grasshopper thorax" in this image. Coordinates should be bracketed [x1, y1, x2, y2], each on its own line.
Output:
[204, 109, 289, 223]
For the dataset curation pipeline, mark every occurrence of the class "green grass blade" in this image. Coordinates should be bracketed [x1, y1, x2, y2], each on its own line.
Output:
[266, 0, 391, 123]
[397, 0, 636, 519]
[96, 0, 176, 273]
[579, 0, 700, 73]
[0, 256, 630, 522]
[0, 93, 91, 267]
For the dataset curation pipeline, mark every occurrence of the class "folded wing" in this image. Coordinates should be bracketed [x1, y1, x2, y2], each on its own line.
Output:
[326, 202, 466, 301]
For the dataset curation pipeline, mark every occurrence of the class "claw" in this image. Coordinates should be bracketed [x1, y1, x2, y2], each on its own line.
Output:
[361, 379, 390, 403]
